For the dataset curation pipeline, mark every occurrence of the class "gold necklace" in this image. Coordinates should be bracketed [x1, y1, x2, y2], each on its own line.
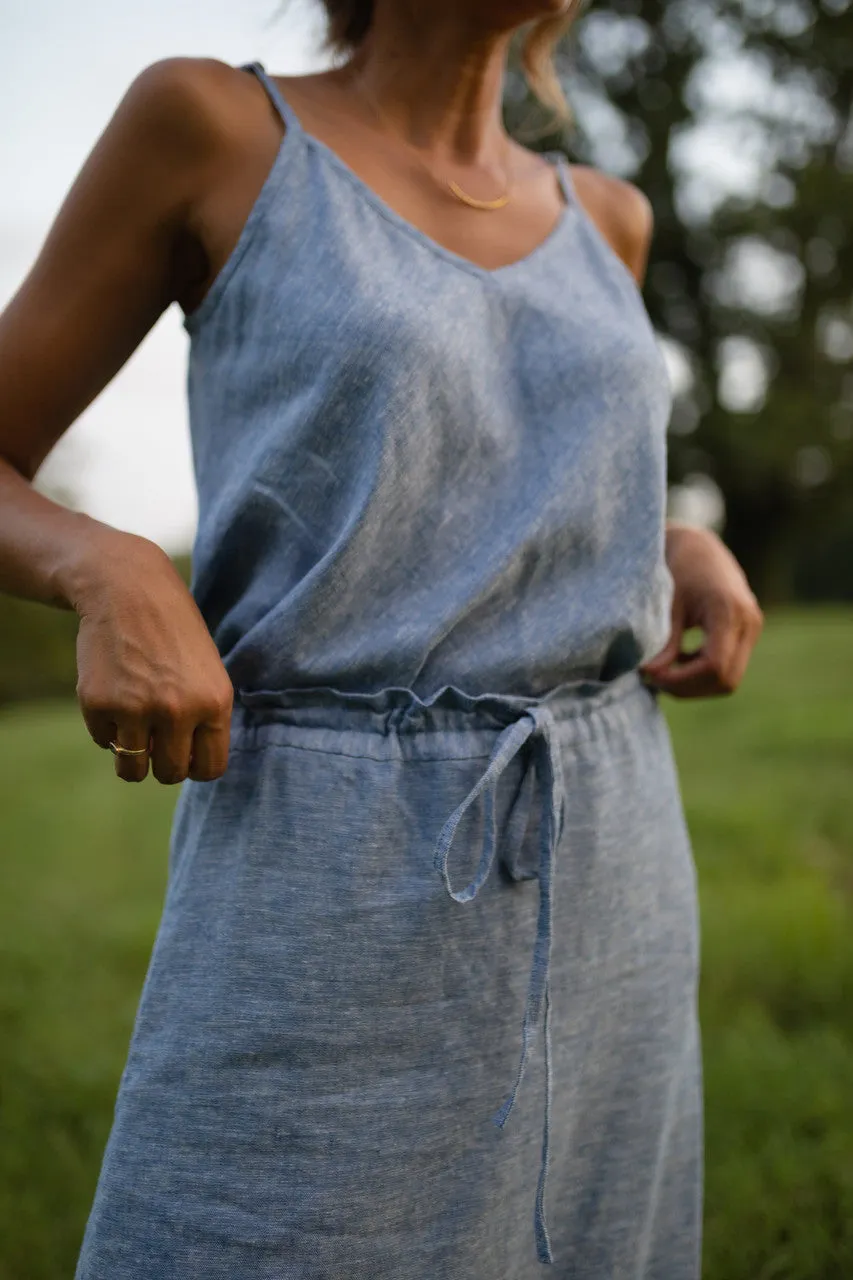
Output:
[446, 179, 511, 212]
[358, 84, 514, 212]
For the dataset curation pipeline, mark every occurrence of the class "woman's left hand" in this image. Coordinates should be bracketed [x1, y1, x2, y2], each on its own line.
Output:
[640, 521, 764, 698]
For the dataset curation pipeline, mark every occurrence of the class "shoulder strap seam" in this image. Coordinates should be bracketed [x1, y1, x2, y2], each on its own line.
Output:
[241, 61, 301, 134]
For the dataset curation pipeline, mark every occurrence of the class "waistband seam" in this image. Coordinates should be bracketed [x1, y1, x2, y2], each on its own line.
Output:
[227, 737, 497, 763]
[232, 669, 650, 726]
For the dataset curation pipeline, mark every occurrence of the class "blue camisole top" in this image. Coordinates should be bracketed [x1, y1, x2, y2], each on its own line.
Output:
[182, 62, 674, 700]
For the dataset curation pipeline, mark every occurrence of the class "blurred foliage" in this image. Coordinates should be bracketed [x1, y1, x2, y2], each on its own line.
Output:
[507, 0, 853, 602]
[0, 598, 79, 705]
[1, 609, 852, 1278]
[0, 556, 191, 707]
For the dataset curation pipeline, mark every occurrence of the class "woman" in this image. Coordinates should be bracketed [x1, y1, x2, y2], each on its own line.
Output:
[0, 1, 763, 1276]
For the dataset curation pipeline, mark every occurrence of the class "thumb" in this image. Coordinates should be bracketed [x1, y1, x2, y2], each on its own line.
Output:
[640, 598, 686, 673]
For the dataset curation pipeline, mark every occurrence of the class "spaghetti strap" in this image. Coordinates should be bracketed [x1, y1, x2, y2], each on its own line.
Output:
[242, 61, 302, 133]
[554, 153, 577, 208]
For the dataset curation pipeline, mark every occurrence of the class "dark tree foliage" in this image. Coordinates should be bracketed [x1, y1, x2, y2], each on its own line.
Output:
[508, 0, 853, 602]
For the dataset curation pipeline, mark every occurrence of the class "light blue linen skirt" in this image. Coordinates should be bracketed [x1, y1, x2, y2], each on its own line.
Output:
[76, 670, 702, 1278]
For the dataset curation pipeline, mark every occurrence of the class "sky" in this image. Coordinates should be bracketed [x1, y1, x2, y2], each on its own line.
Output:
[1, 0, 328, 552]
[1, 2, 760, 549]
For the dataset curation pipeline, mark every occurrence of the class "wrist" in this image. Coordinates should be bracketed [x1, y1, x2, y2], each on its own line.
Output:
[51, 515, 169, 614]
[664, 519, 709, 560]
[665, 518, 702, 540]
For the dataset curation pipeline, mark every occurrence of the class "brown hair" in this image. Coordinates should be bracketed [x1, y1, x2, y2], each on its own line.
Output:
[319, 2, 584, 122]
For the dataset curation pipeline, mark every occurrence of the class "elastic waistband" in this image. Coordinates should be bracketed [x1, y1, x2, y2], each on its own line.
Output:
[231, 668, 654, 761]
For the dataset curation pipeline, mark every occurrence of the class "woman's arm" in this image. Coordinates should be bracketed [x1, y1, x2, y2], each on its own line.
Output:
[0, 58, 259, 782]
[588, 171, 764, 696]
[642, 521, 764, 697]
[0, 58, 237, 598]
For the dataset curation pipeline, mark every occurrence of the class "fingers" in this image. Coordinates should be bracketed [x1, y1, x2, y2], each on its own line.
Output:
[722, 614, 758, 694]
[645, 650, 728, 699]
[110, 718, 153, 782]
[189, 720, 232, 782]
[646, 598, 764, 699]
[115, 706, 232, 786]
[640, 597, 686, 687]
[80, 701, 152, 781]
[697, 605, 743, 692]
[144, 691, 233, 784]
[149, 712, 195, 785]
[80, 684, 234, 785]
[640, 623, 684, 678]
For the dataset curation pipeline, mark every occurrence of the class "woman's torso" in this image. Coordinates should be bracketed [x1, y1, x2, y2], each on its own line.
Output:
[182, 62, 674, 700]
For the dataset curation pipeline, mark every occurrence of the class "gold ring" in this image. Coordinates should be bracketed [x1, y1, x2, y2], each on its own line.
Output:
[109, 740, 150, 757]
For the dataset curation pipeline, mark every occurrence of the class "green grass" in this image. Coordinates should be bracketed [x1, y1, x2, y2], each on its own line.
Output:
[1, 607, 852, 1279]
[665, 608, 853, 1279]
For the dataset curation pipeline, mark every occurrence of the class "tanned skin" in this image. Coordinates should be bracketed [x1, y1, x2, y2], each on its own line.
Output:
[0, 0, 762, 785]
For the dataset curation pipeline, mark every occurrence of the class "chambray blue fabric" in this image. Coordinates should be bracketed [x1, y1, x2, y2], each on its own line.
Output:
[75, 61, 702, 1279]
[76, 674, 702, 1279]
[180, 64, 675, 700]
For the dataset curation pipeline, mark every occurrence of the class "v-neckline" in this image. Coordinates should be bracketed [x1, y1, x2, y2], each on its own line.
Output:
[270, 74, 578, 283]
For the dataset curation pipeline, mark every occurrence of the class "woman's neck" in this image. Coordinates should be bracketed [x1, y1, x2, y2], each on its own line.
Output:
[340, 5, 512, 165]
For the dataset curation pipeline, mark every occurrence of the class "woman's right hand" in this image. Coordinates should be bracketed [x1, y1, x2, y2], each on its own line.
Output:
[75, 533, 234, 784]
[0, 61, 277, 784]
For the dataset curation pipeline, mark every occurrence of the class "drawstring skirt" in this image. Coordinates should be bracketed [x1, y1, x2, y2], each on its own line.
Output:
[76, 670, 702, 1279]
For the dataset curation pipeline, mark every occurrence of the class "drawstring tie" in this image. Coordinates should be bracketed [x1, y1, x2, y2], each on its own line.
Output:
[430, 703, 566, 1266]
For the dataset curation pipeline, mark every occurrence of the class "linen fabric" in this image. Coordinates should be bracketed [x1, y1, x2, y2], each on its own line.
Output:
[75, 60, 702, 1279]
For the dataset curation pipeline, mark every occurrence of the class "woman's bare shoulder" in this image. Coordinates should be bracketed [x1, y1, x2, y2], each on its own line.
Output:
[109, 57, 271, 175]
[0, 58, 279, 482]
[568, 164, 655, 287]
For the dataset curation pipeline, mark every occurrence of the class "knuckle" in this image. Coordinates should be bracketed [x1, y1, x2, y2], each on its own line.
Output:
[736, 595, 755, 622]
[152, 691, 189, 722]
[737, 588, 762, 622]
[117, 693, 150, 721]
[207, 684, 235, 721]
[79, 688, 114, 718]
